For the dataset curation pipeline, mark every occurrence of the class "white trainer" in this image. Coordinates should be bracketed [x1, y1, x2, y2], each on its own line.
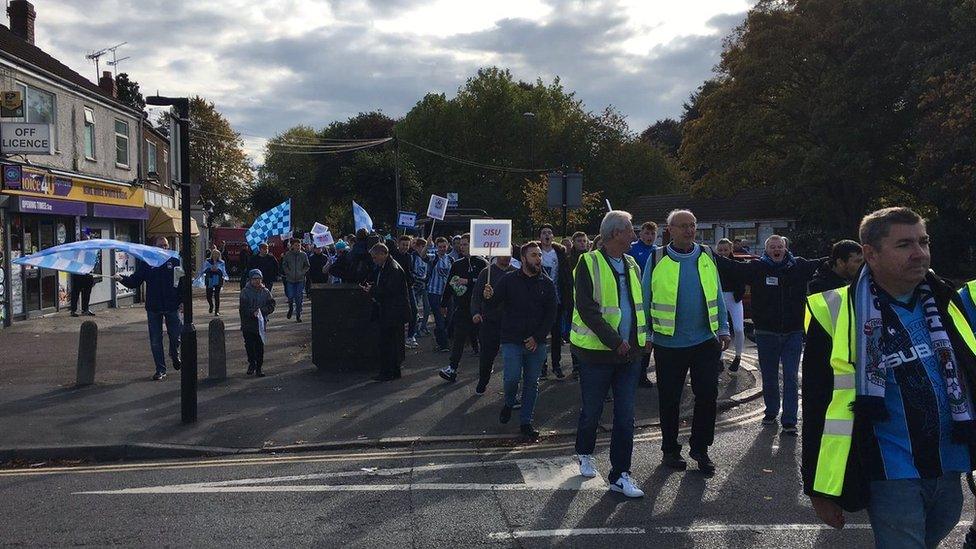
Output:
[405, 337, 418, 348]
[609, 472, 644, 498]
[577, 454, 598, 478]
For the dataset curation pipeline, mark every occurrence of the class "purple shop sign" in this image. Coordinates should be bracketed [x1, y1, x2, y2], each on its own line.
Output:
[92, 203, 148, 220]
[53, 177, 72, 196]
[17, 196, 86, 216]
[3, 164, 22, 189]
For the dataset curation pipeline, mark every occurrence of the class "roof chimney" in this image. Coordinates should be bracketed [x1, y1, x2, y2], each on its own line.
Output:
[7, 1, 36, 45]
[98, 71, 117, 98]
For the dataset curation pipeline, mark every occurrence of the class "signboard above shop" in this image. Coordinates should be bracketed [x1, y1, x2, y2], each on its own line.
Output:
[1, 165, 144, 208]
[1, 123, 52, 155]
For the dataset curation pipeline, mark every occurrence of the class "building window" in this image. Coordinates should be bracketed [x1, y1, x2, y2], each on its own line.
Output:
[114, 119, 129, 166]
[83, 108, 96, 159]
[17, 83, 57, 147]
[728, 228, 758, 250]
[146, 140, 157, 175]
[697, 228, 715, 244]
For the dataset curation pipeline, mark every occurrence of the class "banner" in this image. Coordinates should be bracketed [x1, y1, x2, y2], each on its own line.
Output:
[469, 219, 513, 257]
[353, 201, 374, 233]
[427, 195, 448, 221]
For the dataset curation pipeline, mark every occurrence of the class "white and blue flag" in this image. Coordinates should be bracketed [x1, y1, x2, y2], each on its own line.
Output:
[352, 201, 374, 233]
[246, 199, 291, 252]
[12, 239, 179, 275]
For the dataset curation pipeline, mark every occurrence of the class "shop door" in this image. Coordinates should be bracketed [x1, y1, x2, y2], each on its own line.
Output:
[38, 220, 57, 309]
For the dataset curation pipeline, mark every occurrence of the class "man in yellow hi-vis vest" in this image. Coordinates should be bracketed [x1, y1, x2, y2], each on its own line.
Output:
[571, 210, 649, 498]
[641, 209, 731, 475]
[803, 207, 976, 547]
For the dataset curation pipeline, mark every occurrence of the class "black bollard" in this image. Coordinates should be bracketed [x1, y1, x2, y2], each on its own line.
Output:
[208, 318, 226, 380]
[76, 320, 97, 386]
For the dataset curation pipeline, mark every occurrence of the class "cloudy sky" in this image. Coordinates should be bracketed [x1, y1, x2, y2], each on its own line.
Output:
[33, 0, 751, 160]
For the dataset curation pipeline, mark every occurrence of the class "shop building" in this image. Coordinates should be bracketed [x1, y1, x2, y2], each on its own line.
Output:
[0, 1, 146, 324]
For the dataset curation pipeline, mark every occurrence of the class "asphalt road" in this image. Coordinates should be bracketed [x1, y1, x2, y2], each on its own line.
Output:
[5, 397, 973, 548]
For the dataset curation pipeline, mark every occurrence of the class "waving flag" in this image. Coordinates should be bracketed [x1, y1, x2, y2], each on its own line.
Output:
[246, 199, 291, 252]
[352, 201, 373, 233]
[12, 239, 179, 275]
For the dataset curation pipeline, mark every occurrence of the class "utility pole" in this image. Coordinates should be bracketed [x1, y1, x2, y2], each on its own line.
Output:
[394, 135, 401, 219]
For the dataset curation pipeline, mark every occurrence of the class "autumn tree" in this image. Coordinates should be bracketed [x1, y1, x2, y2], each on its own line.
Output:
[188, 96, 254, 220]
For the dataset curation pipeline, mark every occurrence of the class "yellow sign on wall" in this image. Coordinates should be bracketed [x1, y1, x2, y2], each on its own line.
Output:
[1, 166, 144, 208]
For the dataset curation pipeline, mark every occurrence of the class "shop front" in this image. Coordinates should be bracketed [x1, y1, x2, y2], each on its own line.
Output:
[0, 164, 146, 323]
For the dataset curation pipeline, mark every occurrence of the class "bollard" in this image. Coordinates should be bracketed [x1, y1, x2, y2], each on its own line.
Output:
[76, 320, 97, 386]
[208, 318, 227, 380]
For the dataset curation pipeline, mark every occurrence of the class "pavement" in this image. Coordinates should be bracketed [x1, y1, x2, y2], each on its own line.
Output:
[0, 287, 759, 464]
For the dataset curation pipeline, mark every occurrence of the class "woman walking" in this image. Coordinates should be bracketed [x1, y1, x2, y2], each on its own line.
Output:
[200, 249, 229, 316]
[716, 238, 745, 371]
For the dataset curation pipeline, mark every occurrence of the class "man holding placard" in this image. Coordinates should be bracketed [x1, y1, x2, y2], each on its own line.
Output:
[438, 234, 489, 383]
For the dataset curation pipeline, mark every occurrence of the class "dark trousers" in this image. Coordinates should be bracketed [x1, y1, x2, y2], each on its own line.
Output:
[478, 321, 502, 386]
[206, 285, 222, 313]
[641, 352, 652, 380]
[243, 331, 264, 369]
[542, 302, 565, 373]
[70, 283, 91, 313]
[449, 308, 475, 369]
[575, 359, 642, 482]
[378, 323, 404, 377]
[654, 339, 721, 454]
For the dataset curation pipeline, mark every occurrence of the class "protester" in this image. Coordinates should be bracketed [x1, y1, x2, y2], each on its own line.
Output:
[807, 239, 863, 294]
[538, 224, 573, 380]
[732, 238, 751, 254]
[568, 231, 591, 378]
[962, 278, 976, 332]
[238, 244, 252, 288]
[281, 238, 310, 322]
[438, 234, 489, 383]
[199, 249, 229, 316]
[391, 236, 419, 348]
[630, 221, 659, 388]
[571, 210, 648, 498]
[69, 234, 95, 317]
[324, 241, 352, 283]
[561, 237, 573, 250]
[239, 268, 276, 377]
[716, 235, 826, 435]
[409, 238, 431, 338]
[114, 236, 185, 381]
[482, 241, 557, 440]
[803, 207, 976, 546]
[248, 242, 280, 295]
[642, 209, 730, 473]
[471, 251, 517, 394]
[715, 238, 746, 372]
[363, 243, 412, 382]
[307, 245, 330, 286]
[448, 235, 462, 261]
[427, 237, 453, 352]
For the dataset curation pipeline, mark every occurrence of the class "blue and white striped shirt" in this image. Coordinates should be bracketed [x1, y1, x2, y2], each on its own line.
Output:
[427, 254, 453, 295]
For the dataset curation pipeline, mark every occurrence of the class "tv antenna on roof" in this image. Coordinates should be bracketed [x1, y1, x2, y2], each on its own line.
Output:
[85, 42, 128, 80]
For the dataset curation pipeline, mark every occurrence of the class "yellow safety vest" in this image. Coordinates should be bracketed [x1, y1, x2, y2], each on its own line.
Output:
[570, 251, 648, 350]
[648, 245, 720, 336]
[806, 286, 976, 496]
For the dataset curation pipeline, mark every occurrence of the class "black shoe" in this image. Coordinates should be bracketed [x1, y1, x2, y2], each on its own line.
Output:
[782, 424, 798, 436]
[475, 382, 487, 395]
[152, 372, 166, 381]
[208, 306, 213, 314]
[247, 364, 255, 375]
[729, 355, 741, 372]
[83, 310, 95, 317]
[511, 399, 522, 410]
[499, 405, 512, 424]
[762, 416, 777, 426]
[286, 307, 293, 319]
[520, 424, 540, 441]
[639, 376, 654, 388]
[255, 369, 266, 378]
[689, 449, 716, 474]
[296, 317, 302, 323]
[438, 367, 458, 383]
[172, 357, 182, 371]
[70, 311, 79, 317]
[662, 451, 687, 470]
[553, 366, 565, 379]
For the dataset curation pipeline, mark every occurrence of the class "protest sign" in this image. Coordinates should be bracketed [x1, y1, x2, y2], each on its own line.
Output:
[470, 219, 512, 257]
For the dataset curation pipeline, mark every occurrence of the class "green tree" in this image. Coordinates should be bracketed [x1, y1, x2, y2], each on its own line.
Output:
[115, 72, 145, 112]
[188, 96, 255, 220]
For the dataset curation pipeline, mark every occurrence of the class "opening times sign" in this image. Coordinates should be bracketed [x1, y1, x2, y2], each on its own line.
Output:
[470, 219, 512, 257]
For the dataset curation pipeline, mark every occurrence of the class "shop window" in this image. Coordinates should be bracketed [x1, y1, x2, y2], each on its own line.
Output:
[115, 119, 130, 166]
[84, 107, 96, 159]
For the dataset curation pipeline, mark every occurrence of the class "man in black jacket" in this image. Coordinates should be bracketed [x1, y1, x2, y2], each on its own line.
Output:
[307, 245, 330, 285]
[248, 242, 280, 295]
[390, 236, 419, 347]
[471, 252, 517, 394]
[538, 224, 574, 379]
[483, 241, 557, 440]
[364, 243, 411, 382]
[438, 234, 488, 383]
[716, 236, 826, 434]
[807, 239, 862, 295]
[803, 207, 976, 547]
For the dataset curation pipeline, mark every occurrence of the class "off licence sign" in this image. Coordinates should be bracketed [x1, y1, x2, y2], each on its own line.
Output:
[1, 123, 52, 155]
[470, 219, 512, 256]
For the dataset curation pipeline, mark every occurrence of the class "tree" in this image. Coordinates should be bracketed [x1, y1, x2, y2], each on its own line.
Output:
[639, 118, 682, 157]
[188, 96, 255, 220]
[249, 179, 286, 215]
[115, 73, 145, 112]
[522, 175, 605, 235]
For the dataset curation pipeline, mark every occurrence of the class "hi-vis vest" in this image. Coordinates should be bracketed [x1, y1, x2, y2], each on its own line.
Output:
[806, 286, 976, 496]
[648, 245, 721, 336]
[570, 251, 648, 350]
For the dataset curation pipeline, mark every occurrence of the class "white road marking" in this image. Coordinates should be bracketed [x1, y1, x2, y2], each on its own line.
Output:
[487, 524, 875, 540]
[76, 457, 608, 495]
[488, 527, 646, 539]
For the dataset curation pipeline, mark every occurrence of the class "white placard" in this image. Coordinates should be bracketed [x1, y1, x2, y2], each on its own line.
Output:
[397, 211, 417, 229]
[1, 123, 52, 155]
[427, 195, 448, 221]
[470, 219, 512, 257]
[313, 230, 334, 247]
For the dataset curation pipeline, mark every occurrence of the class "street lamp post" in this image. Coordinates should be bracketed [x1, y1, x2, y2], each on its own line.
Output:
[146, 94, 197, 424]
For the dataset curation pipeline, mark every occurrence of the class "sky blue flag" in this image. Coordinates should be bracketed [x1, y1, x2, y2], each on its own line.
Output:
[352, 200, 374, 233]
[12, 239, 179, 275]
[246, 199, 291, 252]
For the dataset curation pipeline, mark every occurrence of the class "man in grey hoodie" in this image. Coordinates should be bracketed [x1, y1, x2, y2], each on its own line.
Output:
[281, 238, 310, 322]
[240, 269, 276, 377]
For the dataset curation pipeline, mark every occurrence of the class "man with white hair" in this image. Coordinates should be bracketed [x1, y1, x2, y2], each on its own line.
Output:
[642, 209, 730, 474]
[716, 233, 826, 435]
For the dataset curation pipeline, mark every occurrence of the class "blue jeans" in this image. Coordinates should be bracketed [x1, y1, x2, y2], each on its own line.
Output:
[501, 343, 548, 425]
[284, 281, 304, 318]
[147, 309, 181, 375]
[575, 359, 641, 482]
[867, 474, 963, 548]
[428, 292, 448, 349]
[755, 331, 803, 425]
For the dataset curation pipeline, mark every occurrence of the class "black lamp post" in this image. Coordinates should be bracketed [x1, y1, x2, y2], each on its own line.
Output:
[146, 94, 196, 424]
